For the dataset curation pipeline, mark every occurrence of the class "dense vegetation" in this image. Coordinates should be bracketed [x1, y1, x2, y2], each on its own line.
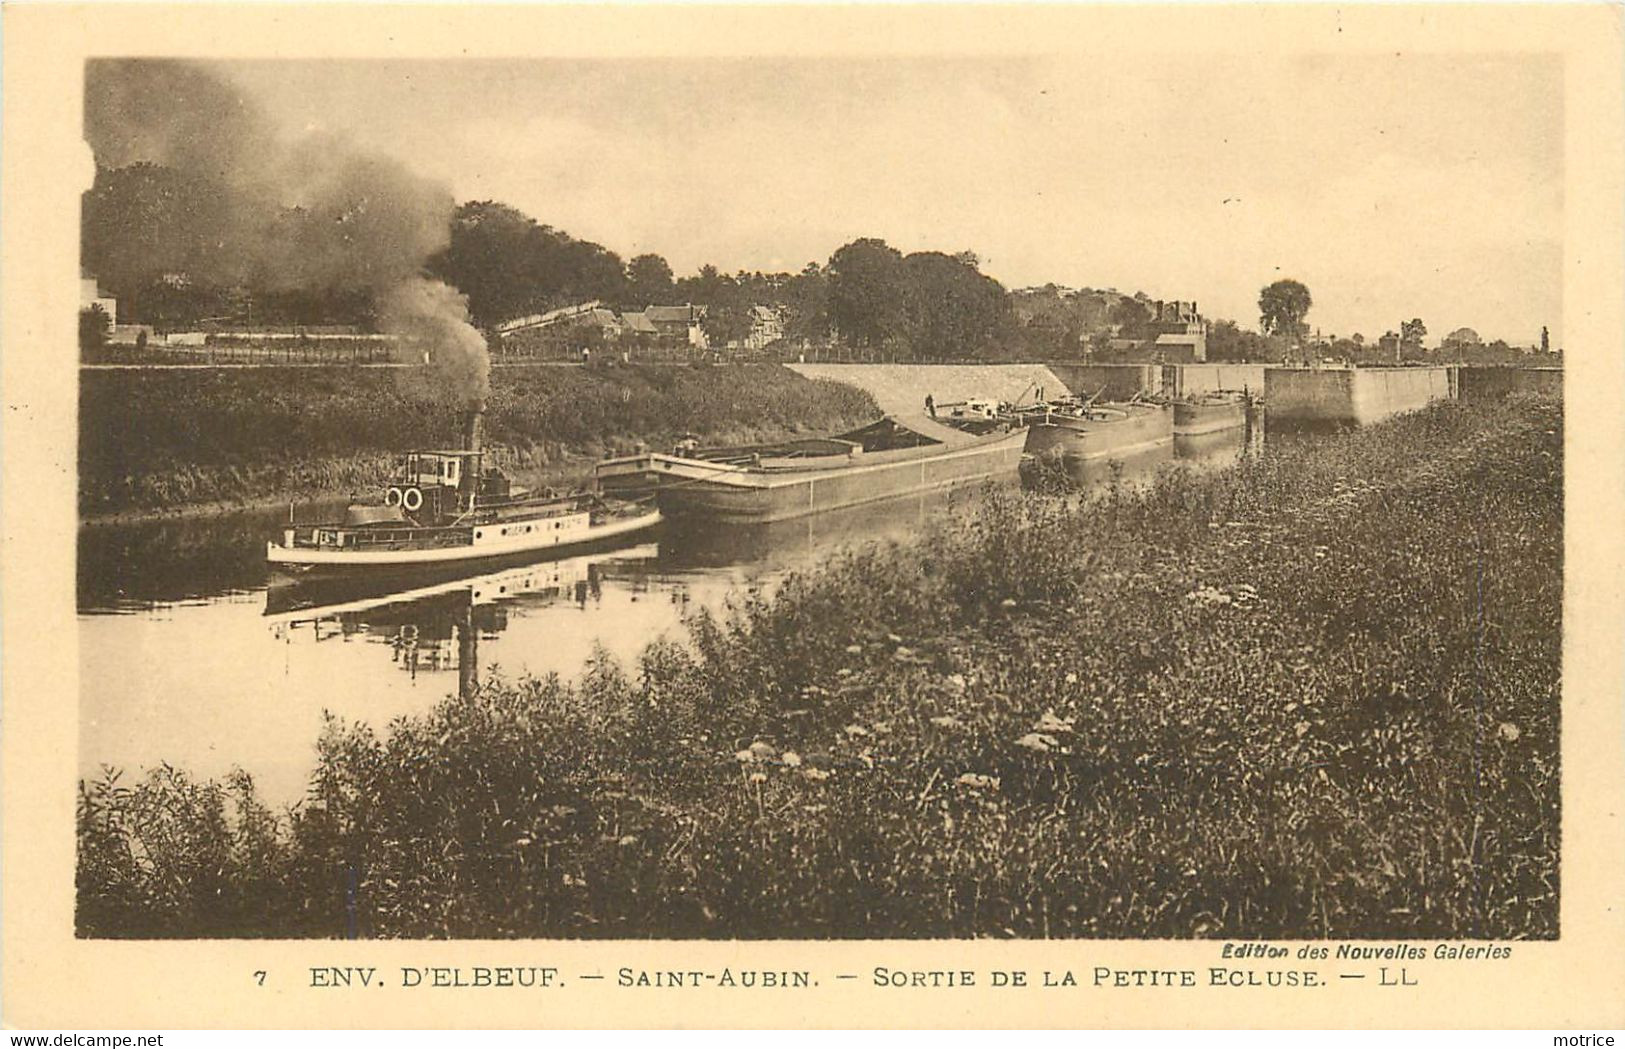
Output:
[78, 364, 878, 517]
[78, 397, 1561, 939]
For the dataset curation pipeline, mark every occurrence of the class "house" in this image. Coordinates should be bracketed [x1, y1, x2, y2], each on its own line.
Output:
[1155, 330, 1207, 363]
[580, 308, 624, 338]
[618, 311, 659, 337]
[744, 305, 785, 351]
[643, 304, 709, 348]
[1147, 299, 1206, 361]
[1147, 300, 1201, 326]
[80, 273, 117, 324]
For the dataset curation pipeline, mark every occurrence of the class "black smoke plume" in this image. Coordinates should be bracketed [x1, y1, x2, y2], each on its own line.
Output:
[83, 59, 488, 403]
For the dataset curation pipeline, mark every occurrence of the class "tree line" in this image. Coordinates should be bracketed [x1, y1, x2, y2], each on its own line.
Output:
[436, 206, 1013, 359]
[83, 176, 1015, 359]
[84, 165, 1547, 363]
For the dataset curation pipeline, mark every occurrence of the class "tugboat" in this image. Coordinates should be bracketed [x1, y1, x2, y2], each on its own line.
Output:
[267, 404, 660, 571]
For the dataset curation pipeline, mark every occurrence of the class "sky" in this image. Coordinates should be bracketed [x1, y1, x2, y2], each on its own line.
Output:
[220, 54, 1563, 346]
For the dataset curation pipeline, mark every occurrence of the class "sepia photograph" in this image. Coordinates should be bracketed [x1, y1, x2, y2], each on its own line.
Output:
[69, 48, 1570, 944]
[2, 0, 1622, 1034]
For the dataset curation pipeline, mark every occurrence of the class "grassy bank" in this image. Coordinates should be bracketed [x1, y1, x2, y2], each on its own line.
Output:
[78, 397, 1562, 939]
[79, 364, 879, 519]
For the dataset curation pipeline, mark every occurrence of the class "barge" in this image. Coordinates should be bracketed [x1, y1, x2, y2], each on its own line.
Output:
[1017, 400, 1173, 461]
[1172, 391, 1249, 436]
[267, 406, 660, 571]
[595, 417, 1027, 524]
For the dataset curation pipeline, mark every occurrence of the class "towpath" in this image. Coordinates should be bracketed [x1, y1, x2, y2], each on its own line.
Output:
[786, 362, 1070, 441]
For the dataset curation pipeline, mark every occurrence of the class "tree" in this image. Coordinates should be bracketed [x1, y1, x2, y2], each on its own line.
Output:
[430, 201, 546, 327]
[1206, 318, 1285, 363]
[1258, 279, 1312, 344]
[1401, 318, 1427, 349]
[826, 238, 907, 348]
[1540, 326, 1550, 354]
[1441, 327, 1481, 351]
[82, 162, 256, 325]
[899, 251, 1008, 360]
[1109, 297, 1152, 338]
[626, 254, 674, 305]
[782, 263, 830, 341]
[79, 304, 111, 353]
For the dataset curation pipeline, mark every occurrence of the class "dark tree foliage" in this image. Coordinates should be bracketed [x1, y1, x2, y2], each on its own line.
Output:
[425, 201, 540, 326]
[782, 264, 830, 340]
[626, 254, 675, 306]
[427, 202, 631, 328]
[826, 238, 908, 348]
[83, 161, 434, 329]
[81, 163, 255, 325]
[1109, 296, 1153, 338]
[79, 305, 111, 353]
[1204, 319, 1289, 363]
[824, 239, 1011, 358]
[900, 251, 1009, 360]
[1258, 279, 1313, 343]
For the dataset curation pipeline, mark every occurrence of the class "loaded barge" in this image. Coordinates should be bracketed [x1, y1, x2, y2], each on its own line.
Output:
[595, 417, 1027, 524]
[1017, 399, 1173, 461]
[1172, 391, 1250, 436]
[267, 406, 660, 571]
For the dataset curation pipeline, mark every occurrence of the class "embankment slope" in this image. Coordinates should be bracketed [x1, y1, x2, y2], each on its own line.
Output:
[80, 363, 879, 520]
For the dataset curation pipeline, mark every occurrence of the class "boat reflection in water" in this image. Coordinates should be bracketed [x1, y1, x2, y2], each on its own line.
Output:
[655, 480, 1013, 572]
[261, 483, 1016, 700]
[266, 544, 661, 698]
[1174, 420, 1263, 471]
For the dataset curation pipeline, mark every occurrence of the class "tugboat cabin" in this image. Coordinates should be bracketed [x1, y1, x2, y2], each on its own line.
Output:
[385, 450, 513, 521]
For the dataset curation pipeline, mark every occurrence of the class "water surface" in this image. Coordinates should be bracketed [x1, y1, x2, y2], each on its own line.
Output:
[79, 424, 1256, 805]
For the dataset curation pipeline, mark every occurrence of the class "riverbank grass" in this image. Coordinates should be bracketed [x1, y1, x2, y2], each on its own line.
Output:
[78, 396, 1562, 939]
[79, 363, 880, 519]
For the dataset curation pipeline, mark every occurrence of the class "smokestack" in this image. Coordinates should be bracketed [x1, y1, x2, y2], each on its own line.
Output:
[462, 401, 484, 454]
[458, 400, 485, 507]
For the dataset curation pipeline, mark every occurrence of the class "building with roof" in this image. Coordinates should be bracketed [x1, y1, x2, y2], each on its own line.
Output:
[1155, 330, 1207, 363]
[1147, 299, 1206, 361]
[496, 300, 603, 335]
[618, 310, 659, 337]
[80, 273, 117, 325]
[643, 304, 709, 348]
[744, 305, 785, 351]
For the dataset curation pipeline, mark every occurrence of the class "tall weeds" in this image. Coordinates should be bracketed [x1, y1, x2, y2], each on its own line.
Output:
[78, 397, 1563, 939]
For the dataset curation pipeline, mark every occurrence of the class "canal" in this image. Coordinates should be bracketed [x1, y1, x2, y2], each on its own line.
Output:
[78, 427, 1257, 805]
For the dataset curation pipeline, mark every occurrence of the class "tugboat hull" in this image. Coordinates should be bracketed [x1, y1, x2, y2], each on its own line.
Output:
[266, 506, 661, 569]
